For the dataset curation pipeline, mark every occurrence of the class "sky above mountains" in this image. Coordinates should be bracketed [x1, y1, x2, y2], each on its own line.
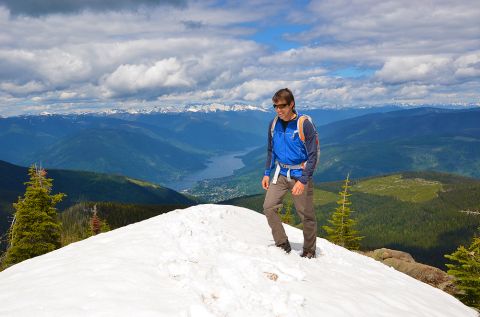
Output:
[0, 0, 479, 116]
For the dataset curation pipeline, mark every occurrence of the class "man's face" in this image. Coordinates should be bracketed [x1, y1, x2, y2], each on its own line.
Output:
[274, 100, 295, 120]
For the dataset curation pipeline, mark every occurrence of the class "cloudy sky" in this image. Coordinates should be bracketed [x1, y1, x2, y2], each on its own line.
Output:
[0, 0, 479, 116]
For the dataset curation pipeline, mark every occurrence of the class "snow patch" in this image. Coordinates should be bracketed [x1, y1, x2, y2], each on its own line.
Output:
[0, 204, 476, 317]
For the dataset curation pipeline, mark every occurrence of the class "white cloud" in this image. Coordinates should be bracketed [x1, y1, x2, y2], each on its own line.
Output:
[376, 52, 480, 85]
[304, 87, 351, 103]
[375, 56, 453, 84]
[0, 48, 92, 86]
[0, 80, 46, 95]
[398, 85, 430, 99]
[0, 1, 479, 116]
[352, 86, 388, 100]
[102, 58, 192, 97]
[301, 0, 480, 46]
[59, 91, 78, 99]
[226, 80, 287, 101]
[454, 52, 480, 79]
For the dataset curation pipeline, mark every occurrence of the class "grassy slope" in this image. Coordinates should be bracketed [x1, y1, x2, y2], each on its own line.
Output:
[351, 174, 443, 202]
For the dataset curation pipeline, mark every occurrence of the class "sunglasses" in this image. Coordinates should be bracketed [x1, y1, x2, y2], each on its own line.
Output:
[273, 103, 289, 109]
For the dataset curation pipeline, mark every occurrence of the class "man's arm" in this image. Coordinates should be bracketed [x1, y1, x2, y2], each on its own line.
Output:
[262, 119, 276, 190]
[264, 119, 276, 176]
[298, 119, 319, 184]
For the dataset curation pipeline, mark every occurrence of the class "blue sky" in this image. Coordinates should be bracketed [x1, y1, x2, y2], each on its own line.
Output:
[0, 0, 479, 116]
[247, 23, 309, 51]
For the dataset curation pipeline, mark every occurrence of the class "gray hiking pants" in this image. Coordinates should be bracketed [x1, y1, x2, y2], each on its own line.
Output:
[263, 175, 317, 252]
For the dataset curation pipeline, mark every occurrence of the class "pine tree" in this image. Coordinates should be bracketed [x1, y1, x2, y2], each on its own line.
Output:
[89, 204, 110, 236]
[1, 165, 65, 268]
[91, 205, 101, 235]
[276, 195, 295, 225]
[445, 227, 480, 309]
[322, 173, 363, 250]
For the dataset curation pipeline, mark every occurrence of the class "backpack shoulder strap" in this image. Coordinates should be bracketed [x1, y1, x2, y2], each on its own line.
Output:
[297, 114, 321, 167]
[270, 115, 279, 138]
[297, 114, 313, 143]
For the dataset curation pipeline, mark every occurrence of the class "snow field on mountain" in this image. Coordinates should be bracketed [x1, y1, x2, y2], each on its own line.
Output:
[0, 204, 477, 317]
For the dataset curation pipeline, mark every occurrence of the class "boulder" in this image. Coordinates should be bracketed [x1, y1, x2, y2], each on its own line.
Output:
[364, 248, 416, 263]
[359, 248, 457, 295]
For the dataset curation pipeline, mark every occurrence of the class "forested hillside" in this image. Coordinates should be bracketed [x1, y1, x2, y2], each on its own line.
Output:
[0, 160, 196, 250]
[222, 171, 480, 269]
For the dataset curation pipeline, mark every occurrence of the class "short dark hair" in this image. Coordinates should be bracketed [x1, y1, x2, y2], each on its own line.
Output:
[272, 88, 295, 108]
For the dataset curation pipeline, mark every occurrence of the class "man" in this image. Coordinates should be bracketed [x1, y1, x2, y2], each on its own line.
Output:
[262, 88, 319, 259]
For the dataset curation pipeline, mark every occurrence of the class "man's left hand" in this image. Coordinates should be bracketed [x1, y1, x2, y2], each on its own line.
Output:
[292, 181, 305, 196]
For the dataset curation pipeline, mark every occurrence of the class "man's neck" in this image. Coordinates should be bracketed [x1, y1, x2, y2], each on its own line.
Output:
[282, 113, 297, 122]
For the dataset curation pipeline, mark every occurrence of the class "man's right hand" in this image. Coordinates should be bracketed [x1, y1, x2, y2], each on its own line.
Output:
[262, 176, 270, 190]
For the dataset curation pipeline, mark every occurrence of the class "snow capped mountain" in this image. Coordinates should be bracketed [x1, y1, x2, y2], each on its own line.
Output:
[183, 103, 267, 113]
[32, 104, 268, 117]
[0, 205, 477, 317]
[11, 103, 478, 118]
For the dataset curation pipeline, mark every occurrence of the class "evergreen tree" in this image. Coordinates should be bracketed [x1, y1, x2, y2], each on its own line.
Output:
[89, 204, 110, 236]
[59, 202, 91, 247]
[91, 209, 101, 235]
[445, 227, 480, 309]
[276, 195, 295, 225]
[2, 165, 65, 268]
[322, 173, 363, 250]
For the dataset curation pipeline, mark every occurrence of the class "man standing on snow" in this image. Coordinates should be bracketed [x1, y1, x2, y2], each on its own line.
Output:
[262, 88, 319, 259]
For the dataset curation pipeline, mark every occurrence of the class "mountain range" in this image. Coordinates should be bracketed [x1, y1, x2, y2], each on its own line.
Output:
[3, 105, 478, 202]
[187, 107, 480, 201]
[316, 107, 480, 179]
[0, 113, 260, 185]
[1, 105, 480, 278]
[0, 106, 402, 188]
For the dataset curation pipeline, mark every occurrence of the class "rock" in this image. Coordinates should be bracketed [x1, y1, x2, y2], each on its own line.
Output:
[360, 248, 457, 295]
[365, 248, 416, 263]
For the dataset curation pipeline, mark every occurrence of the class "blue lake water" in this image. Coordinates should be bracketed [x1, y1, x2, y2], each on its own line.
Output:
[170, 147, 259, 191]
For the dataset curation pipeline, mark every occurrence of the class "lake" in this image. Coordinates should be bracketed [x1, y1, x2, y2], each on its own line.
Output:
[169, 147, 259, 191]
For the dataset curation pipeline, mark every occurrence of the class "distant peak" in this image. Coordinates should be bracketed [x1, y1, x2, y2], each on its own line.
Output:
[88, 104, 269, 116]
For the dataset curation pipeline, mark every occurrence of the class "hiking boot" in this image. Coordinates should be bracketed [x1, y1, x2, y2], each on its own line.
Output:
[301, 250, 316, 259]
[276, 240, 291, 253]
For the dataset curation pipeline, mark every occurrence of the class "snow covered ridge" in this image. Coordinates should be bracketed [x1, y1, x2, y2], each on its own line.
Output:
[182, 103, 268, 113]
[8, 103, 478, 118]
[33, 104, 269, 117]
[96, 103, 269, 114]
[0, 205, 476, 317]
